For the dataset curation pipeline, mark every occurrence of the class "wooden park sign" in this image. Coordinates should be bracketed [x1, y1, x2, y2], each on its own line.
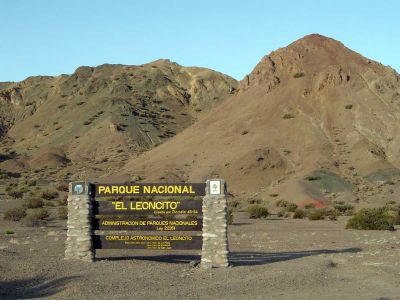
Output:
[90, 183, 204, 250]
[65, 180, 229, 268]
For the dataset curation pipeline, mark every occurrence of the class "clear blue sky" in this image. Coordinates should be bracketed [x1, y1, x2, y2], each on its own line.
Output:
[1, 0, 399, 82]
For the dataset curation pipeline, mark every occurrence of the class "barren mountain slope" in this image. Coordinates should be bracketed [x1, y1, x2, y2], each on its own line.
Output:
[0, 60, 237, 176]
[123, 34, 400, 205]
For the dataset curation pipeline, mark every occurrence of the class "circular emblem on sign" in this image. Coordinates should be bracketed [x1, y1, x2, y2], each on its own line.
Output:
[74, 184, 84, 195]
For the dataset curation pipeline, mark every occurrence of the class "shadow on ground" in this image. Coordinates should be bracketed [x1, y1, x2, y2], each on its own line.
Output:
[97, 247, 361, 266]
[0, 276, 79, 299]
[229, 248, 361, 266]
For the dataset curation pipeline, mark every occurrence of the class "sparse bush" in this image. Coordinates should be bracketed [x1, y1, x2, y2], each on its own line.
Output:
[308, 209, 325, 220]
[56, 183, 69, 192]
[334, 204, 354, 216]
[293, 209, 306, 219]
[247, 205, 269, 219]
[277, 210, 285, 218]
[58, 195, 68, 206]
[227, 208, 234, 225]
[282, 113, 295, 119]
[247, 197, 261, 205]
[228, 199, 241, 210]
[27, 180, 37, 186]
[304, 203, 315, 209]
[326, 208, 339, 221]
[33, 208, 50, 220]
[24, 214, 44, 227]
[275, 199, 288, 207]
[58, 207, 68, 219]
[5, 230, 14, 234]
[345, 104, 353, 109]
[40, 190, 59, 200]
[305, 175, 321, 181]
[293, 72, 305, 78]
[25, 197, 44, 208]
[286, 203, 298, 212]
[388, 209, 400, 225]
[45, 201, 57, 207]
[7, 190, 23, 199]
[346, 207, 395, 231]
[4, 207, 27, 221]
[18, 186, 29, 193]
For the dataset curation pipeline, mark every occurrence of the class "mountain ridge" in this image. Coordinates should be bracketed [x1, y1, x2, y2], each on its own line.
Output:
[0, 59, 238, 176]
[120, 34, 400, 206]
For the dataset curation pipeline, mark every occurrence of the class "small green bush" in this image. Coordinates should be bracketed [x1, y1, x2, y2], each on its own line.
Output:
[388, 209, 400, 225]
[293, 209, 306, 219]
[19, 186, 30, 193]
[25, 198, 44, 208]
[286, 203, 298, 212]
[27, 180, 37, 186]
[293, 72, 305, 78]
[4, 207, 27, 221]
[282, 113, 295, 119]
[5, 230, 14, 235]
[247, 205, 269, 219]
[308, 209, 325, 220]
[346, 207, 395, 230]
[40, 190, 59, 200]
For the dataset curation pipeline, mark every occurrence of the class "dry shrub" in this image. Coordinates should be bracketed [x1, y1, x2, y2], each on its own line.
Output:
[4, 207, 27, 221]
[346, 207, 395, 231]
[25, 198, 44, 208]
[247, 205, 269, 218]
[58, 207, 68, 219]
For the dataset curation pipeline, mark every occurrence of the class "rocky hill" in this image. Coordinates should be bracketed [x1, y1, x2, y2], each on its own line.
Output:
[0, 60, 237, 178]
[122, 34, 400, 206]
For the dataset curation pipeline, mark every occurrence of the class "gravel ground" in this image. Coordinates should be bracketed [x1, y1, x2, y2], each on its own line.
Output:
[1, 216, 400, 299]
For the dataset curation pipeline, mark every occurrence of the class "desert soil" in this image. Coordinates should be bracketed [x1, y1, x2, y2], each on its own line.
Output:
[1, 214, 400, 300]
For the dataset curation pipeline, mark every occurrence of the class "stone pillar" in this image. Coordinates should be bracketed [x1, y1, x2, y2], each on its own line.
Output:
[65, 182, 94, 262]
[201, 179, 229, 268]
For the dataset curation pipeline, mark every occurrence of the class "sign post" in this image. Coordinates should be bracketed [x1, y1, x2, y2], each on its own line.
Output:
[201, 179, 229, 268]
[65, 182, 94, 262]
